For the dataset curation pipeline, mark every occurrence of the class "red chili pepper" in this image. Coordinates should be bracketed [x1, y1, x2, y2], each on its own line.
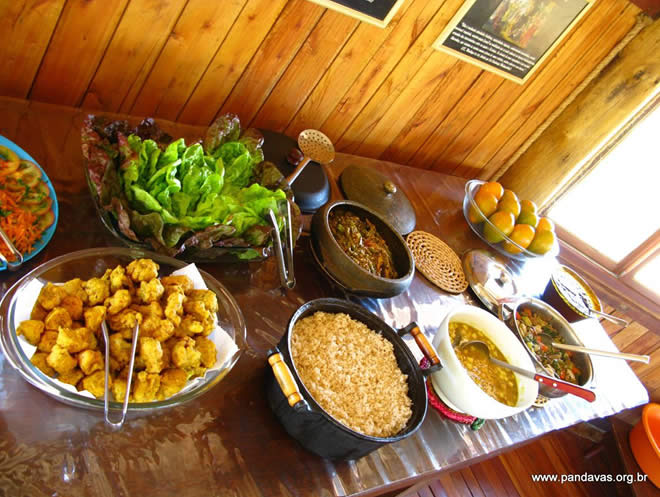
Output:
[560, 371, 566, 380]
[516, 312, 521, 320]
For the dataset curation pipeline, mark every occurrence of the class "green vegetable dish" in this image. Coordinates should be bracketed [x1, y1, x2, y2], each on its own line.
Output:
[517, 308, 582, 384]
[82, 114, 299, 260]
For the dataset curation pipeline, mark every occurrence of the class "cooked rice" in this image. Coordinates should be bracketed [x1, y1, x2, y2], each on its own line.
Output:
[290, 311, 412, 438]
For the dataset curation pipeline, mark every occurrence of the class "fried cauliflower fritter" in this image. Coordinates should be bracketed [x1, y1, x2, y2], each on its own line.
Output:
[37, 331, 59, 353]
[31, 352, 56, 376]
[131, 302, 163, 319]
[109, 333, 132, 366]
[61, 278, 88, 304]
[78, 349, 104, 375]
[44, 307, 72, 331]
[132, 371, 160, 402]
[31, 303, 48, 321]
[37, 283, 66, 310]
[142, 317, 175, 342]
[17, 320, 44, 346]
[107, 308, 142, 333]
[112, 378, 128, 402]
[84, 278, 110, 306]
[157, 368, 187, 400]
[58, 368, 84, 387]
[137, 279, 164, 304]
[61, 295, 83, 321]
[188, 289, 218, 313]
[171, 337, 202, 370]
[109, 265, 132, 293]
[82, 371, 110, 398]
[84, 306, 107, 333]
[160, 275, 194, 294]
[175, 316, 204, 338]
[164, 291, 184, 326]
[56, 327, 96, 354]
[127, 259, 159, 283]
[182, 300, 211, 324]
[104, 289, 132, 315]
[46, 345, 77, 375]
[139, 337, 164, 373]
[194, 336, 217, 368]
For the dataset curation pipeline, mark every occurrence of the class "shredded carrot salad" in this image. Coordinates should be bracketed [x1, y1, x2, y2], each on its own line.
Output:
[0, 188, 42, 261]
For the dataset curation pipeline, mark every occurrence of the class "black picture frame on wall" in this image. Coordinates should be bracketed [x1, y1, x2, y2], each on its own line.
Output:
[307, 0, 406, 27]
[433, 0, 593, 84]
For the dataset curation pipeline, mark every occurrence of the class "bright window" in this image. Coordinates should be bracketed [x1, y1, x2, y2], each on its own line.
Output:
[548, 99, 660, 301]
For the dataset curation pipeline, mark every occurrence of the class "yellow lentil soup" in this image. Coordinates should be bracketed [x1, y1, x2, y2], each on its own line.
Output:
[449, 322, 518, 407]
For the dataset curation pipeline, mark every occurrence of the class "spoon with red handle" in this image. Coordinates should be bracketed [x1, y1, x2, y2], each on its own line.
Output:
[459, 340, 596, 403]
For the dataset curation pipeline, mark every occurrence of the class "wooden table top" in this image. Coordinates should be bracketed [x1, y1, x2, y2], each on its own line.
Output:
[0, 97, 648, 497]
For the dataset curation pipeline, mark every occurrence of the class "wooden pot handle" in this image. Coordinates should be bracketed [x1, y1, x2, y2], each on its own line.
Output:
[268, 350, 308, 409]
[399, 323, 442, 374]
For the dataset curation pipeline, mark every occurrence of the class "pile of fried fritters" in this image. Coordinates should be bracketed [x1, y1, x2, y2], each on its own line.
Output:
[18, 258, 218, 402]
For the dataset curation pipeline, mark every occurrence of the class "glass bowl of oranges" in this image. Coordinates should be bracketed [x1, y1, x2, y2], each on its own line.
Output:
[462, 180, 559, 261]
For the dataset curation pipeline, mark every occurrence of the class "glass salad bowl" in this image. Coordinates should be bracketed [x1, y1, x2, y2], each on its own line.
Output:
[462, 180, 559, 261]
[0, 247, 246, 411]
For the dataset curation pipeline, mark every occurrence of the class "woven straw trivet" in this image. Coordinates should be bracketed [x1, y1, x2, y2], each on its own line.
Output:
[406, 231, 468, 293]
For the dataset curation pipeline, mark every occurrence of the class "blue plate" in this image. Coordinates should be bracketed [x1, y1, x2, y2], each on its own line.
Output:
[0, 135, 59, 271]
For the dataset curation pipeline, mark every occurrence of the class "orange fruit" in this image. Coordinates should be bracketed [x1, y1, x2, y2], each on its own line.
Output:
[520, 199, 538, 214]
[502, 224, 536, 254]
[517, 210, 539, 228]
[468, 190, 499, 224]
[483, 211, 515, 244]
[528, 229, 556, 255]
[537, 217, 555, 232]
[479, 181, 504, 200]
[497, 190, 521, 218]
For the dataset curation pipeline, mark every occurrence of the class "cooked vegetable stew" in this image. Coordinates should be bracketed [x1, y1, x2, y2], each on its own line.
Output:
[449, 321, 518, 407]
[517, 308, 581, 384]
[329, 208, 398, 279]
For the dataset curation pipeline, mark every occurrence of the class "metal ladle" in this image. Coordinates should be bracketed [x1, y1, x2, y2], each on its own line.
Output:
[458, 340, 596, 402]
[539, 333, 649, 363]
[286, 129, 335, 185]
[587, 308, 629, 327]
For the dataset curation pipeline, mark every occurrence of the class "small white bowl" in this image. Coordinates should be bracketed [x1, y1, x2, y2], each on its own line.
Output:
[430, 305, 538, 419]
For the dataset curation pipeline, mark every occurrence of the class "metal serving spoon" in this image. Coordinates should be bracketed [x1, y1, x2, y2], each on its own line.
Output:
[285, 129, 335, 185]
[539, 333, 649, 363]
[587, 308, 629, 327]
[458, 340, 596, 402]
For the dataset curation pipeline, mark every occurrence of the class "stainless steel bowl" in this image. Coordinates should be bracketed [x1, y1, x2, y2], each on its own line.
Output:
[500, 297, 594, 398]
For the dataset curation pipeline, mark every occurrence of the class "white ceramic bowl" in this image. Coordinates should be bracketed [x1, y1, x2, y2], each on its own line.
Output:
[431, 305, 538, 419]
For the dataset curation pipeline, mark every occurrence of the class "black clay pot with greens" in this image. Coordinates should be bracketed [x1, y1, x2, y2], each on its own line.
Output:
[310, 200, 414, 298]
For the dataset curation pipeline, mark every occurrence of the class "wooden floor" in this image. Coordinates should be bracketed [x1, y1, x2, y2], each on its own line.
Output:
[395, 424, 639, 497]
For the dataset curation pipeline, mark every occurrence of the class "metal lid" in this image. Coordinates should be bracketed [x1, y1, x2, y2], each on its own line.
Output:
[462, 249, 518, 314]
[340, 165, 416, 235]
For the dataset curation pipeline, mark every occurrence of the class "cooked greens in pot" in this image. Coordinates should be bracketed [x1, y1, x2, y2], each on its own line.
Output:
[329, 208, 398, 279]
[518, 308, 582, 384]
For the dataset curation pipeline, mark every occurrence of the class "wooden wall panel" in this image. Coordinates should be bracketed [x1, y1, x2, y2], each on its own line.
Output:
[0, 0, 66, 99]
[30, 0, 130, 106]
[81, 0, 188, 113]
[129, 0, 247, 120]
[0, 0, 643, 178]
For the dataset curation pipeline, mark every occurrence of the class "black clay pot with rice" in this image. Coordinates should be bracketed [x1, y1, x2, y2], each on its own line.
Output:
[266, 298, 441, 460]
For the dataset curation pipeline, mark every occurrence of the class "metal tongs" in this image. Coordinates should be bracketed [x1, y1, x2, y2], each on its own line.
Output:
[101, 320, 140, 430]
[268, 200, 295, 289]
[0, 226, 24, 270]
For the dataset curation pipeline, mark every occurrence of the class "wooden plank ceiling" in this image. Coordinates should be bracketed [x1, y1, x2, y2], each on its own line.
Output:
[0, 0, 641, 178]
